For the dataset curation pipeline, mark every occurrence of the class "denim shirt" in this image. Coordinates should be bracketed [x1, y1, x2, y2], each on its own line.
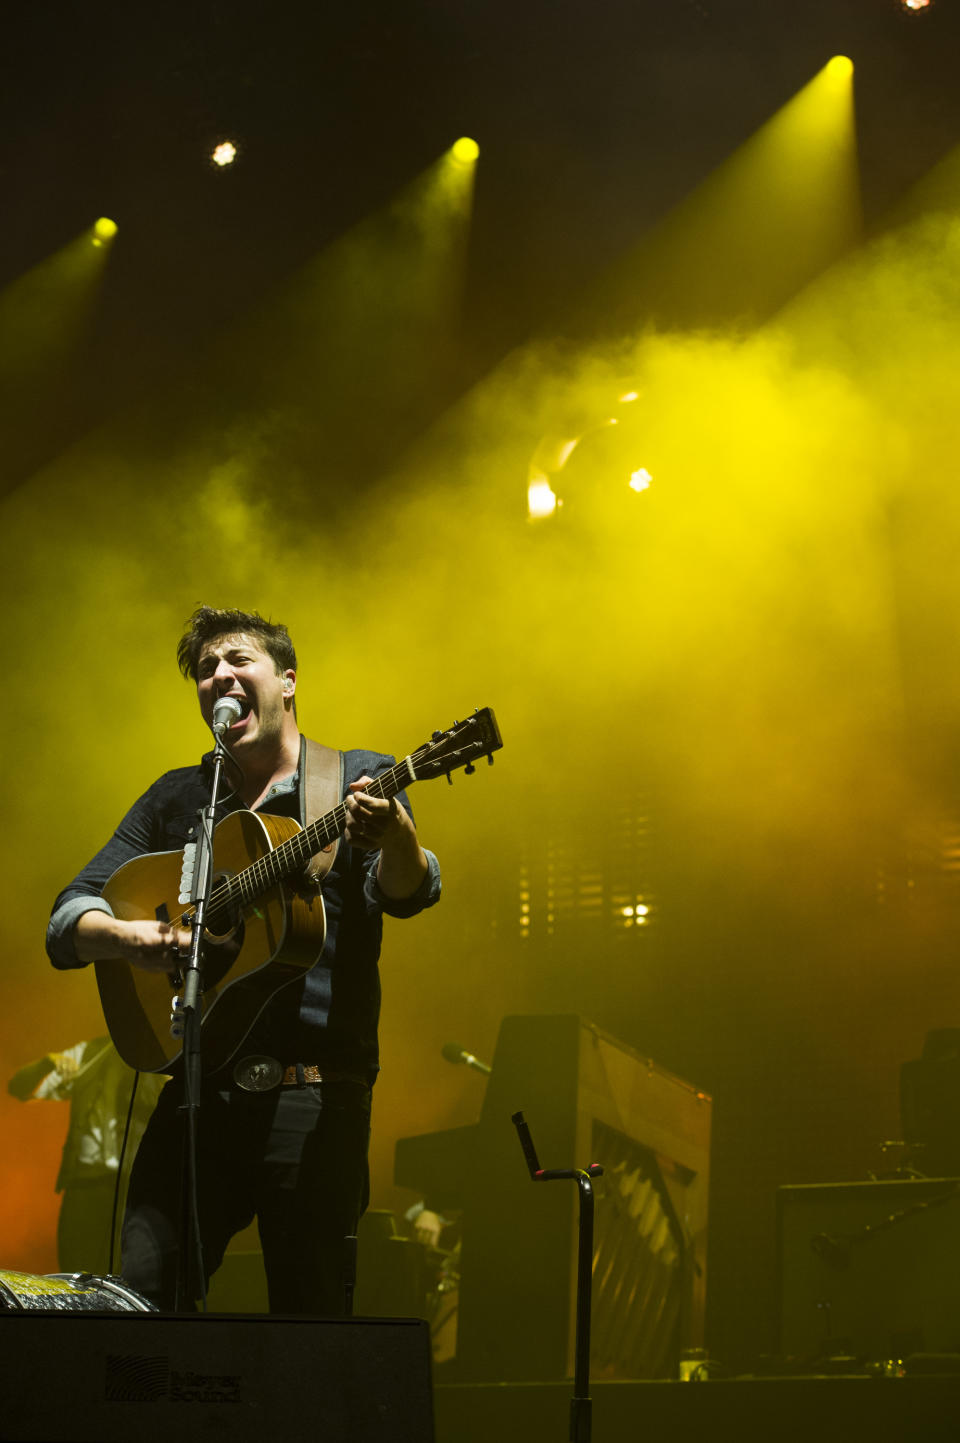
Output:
[46, 745, 441, 1083]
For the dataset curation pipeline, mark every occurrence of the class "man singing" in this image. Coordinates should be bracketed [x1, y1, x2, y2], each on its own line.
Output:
[46, 605, 441, 1312]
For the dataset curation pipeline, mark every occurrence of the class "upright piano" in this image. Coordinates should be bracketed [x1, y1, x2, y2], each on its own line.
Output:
[395, 1014, 711, 1381]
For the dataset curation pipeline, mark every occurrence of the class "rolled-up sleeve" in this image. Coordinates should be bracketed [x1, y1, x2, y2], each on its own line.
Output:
[46, 895, 115, 970]
[45, 784, 161, 970]
[346, 750, 442, 921]
[363, 847, 442, 918]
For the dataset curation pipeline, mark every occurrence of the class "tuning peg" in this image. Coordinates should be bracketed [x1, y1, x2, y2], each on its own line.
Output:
[465, 761, 476, 776]
[432, 730, 443, 742]
[487, 753, 495, 765]
[446, 770, 453, 785]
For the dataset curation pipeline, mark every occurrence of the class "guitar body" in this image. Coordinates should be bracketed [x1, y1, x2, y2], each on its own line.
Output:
[96, 810, 326, 1075]
[90, 707, 502, 1075]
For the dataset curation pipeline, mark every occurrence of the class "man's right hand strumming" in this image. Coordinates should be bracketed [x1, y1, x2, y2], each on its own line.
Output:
[73, 912, 191, 972]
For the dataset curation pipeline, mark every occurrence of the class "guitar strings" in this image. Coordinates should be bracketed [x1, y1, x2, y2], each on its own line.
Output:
[203, 758, 412, 920]
[202, 722, 479, 922]
[186, 719, 486, 929]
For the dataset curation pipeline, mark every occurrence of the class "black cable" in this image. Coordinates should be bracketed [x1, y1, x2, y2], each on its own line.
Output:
[186, 1101, 207, 1311]
[110, 1068, 139, 1275]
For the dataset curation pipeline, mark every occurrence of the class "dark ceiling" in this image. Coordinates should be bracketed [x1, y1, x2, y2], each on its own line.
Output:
[1, 1, 957, 491]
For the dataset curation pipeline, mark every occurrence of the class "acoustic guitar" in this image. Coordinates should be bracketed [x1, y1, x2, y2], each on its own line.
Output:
[95, 708, 502, 1073]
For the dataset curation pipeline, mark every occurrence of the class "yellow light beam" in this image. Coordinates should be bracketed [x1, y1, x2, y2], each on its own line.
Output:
[872, 138, 960, 235]
[582, 56, 861, 333]
[211, 141, 480, 441]
[0, 221, 117, 441]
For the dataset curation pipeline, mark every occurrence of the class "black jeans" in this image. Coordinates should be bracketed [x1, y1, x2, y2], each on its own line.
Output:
[121, 1078, 371, 1313]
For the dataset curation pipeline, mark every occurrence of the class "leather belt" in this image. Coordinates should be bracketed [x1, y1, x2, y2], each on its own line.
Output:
[232, 1054, 368, 1093]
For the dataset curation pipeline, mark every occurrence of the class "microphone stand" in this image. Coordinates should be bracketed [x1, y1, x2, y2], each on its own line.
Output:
[512, 1111, 603, 1443]
[173, 726, 232, 1312]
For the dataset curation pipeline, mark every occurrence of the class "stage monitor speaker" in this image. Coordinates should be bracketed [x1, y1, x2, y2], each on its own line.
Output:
[778, 1178, 960, 1362]
[0, 1311, 434, 1443]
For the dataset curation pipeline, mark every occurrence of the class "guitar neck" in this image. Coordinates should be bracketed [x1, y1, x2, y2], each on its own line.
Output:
[213, 758, 415, 915]
[286, 757, 415, 871]
[207, 707, 501, 921]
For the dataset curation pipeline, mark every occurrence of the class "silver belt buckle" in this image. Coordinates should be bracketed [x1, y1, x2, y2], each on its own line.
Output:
[233, 1055, 284, 1092]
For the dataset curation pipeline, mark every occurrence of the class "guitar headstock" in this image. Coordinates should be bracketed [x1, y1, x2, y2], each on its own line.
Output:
[409, 707, 503, 783]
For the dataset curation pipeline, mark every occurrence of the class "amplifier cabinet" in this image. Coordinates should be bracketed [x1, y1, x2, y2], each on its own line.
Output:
[778, 1178, 960, 1362]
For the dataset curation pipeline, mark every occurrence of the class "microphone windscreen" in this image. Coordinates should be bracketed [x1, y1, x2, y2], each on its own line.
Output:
[213, 696, 243, 733]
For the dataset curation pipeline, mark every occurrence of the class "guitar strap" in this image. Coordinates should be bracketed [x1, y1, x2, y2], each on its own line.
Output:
[298, 735, 343, 886]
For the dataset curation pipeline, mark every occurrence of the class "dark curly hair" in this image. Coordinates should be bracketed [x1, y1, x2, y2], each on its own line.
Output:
[176, 605, 297, 681]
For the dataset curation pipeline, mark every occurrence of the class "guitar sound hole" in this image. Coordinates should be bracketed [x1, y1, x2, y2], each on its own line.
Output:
[201, 927, 244, 990]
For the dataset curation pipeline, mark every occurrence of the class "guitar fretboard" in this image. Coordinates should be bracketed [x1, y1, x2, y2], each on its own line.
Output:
[205, 755, 415, 923]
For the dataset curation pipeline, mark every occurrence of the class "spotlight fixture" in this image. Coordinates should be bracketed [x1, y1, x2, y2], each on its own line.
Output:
[825, 55, 854, 81]
[899, 0, 933, 12]
[451, 136, 480, 166]
[91, 216, 118, 247]
[527, 386, 652, 519]
[527, 477, 559, 519]
[210, 140, 238, 169]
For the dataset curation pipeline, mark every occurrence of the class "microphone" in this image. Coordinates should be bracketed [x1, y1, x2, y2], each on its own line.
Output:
[441, 1041, 492, 1075]
[212, 696, 243, 739]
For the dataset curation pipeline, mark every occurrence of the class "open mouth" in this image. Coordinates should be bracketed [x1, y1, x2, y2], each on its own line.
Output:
[223, 697, 253, 727]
